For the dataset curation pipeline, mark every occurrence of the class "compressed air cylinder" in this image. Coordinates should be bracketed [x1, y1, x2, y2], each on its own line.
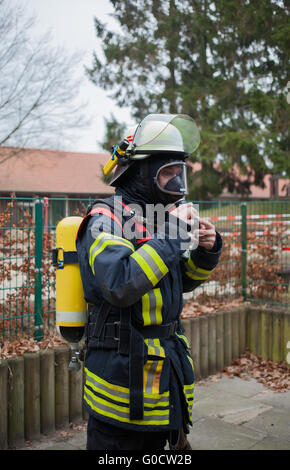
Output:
[55, 217, 86, 344]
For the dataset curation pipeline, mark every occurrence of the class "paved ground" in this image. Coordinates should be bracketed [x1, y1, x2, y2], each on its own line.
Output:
[21, 376, 290, 451]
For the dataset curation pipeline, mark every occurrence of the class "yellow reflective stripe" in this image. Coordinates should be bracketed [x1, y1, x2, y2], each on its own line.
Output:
[184, 257, 213, 280]
[184, 383, 195, 400]
[85, 367, 168, 404]
[184, 382, 194, 422]
[89, 232, 134, 274]
[154, 289, 163, 324]
[141, 288, 163, 326]
[142, 293, 150, 325]
[186, 353, 194, 370]
[175, 332, 190, 349]
[187, 257, 212, 275]
[185, 271, 209, 280]
[141, 244, 168, 274]
[86, 373, 129, 405]
[85, 367, 129, 394]
[130, 244, 168, 286]
[144, 338, 165, 358]
[84, 385, 170, 426]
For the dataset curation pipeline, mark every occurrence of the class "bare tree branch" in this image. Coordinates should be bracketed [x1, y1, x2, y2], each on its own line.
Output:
[0, 0, 90, 156]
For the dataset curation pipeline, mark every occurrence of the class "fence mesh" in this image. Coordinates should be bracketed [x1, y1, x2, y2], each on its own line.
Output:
[0, 196, 289, 342]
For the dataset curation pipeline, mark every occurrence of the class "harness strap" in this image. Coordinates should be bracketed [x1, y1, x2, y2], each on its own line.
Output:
[87, 319, 181, 346]
[52, 248, 78, 268]
[129, 325, 144, 420]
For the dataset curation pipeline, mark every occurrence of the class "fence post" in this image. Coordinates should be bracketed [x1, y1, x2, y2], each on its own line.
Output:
[241, 202, 247, 301]
[34, 198, 43, 341]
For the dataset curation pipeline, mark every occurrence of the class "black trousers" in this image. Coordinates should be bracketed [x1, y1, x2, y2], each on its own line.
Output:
[86, 414, 169, 451]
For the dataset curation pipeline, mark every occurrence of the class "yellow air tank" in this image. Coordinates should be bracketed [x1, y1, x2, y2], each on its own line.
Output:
[54, 216, 86, 369]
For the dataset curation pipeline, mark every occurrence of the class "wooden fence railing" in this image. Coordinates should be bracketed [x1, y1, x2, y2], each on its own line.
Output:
[0, 305, 289, 449]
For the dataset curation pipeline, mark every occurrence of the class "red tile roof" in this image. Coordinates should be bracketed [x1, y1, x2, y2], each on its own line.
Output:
[0, 146, 114, 196]
[0, 147, 289, 199]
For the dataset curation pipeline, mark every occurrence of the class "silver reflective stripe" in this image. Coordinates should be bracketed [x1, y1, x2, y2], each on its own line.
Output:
[86, 370, 129, 404]
[85, 368, 169, 406]
[136, 246, 166, 280]
[56, 310, 86, 323]
[142, 289, 163, 326]
[184, 261, 209, 279]
[147, 290, 157, 323]
[146, 338, 165, 358]
[84, 386, 170, 424]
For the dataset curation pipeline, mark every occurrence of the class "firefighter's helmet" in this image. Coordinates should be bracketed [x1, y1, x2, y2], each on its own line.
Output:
[107, 114, 200, 187]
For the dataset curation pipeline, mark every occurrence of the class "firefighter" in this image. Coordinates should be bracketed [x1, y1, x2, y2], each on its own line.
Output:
[76, 114, 223, 450]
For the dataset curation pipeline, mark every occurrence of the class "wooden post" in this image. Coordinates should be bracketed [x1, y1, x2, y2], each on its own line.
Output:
[216, 311, 224, 372]
[40, 349, 55, 434]
[260, 307, 271, 360]
[283, 311, 290, 367]
[55, 346, 70, 429]
[224, 311, 232, 366]
[272, 311, 283, 363]
[69, 365, 83, 424]
[24, 353, 41, 441]
[232, 308, 240, 359]
[239, 306, 247, 356]
[200, 316, 209, 378]
[7, 356, 25, 449]
[249, 307, 260, 356]
[0, 361, 8, 449]
[208, 315, 217, 375]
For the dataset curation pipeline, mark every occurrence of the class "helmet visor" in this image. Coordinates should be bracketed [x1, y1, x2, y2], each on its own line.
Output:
[133, 114, 200, 155]
[155, 161, 188, 196]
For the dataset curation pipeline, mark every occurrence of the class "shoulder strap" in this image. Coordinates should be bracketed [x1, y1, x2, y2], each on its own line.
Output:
[76, 196, 123, 240]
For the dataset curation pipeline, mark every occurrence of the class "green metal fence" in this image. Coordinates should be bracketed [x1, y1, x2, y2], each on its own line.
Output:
[0, 196, 289, 342]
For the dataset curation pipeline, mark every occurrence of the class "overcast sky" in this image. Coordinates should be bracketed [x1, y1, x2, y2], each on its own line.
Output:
[18, 0, 133, 153]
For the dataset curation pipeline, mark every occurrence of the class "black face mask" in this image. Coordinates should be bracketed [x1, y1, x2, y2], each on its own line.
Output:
[164, 174, 184, 193]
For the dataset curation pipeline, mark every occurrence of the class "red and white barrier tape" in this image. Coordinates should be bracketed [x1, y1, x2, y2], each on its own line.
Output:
[209, 213, 290, 221]
[221, 229, 290, 237]
[218, 220, 290, 226]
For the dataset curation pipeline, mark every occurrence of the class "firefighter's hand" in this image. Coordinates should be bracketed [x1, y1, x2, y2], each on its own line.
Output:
[170, 203, 197, 226]
[170, 203, 198, 245]
[197, 218, 216, 250]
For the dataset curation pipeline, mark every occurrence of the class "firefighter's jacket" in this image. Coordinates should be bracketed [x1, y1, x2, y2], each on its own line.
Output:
[76, 196, 223, 431]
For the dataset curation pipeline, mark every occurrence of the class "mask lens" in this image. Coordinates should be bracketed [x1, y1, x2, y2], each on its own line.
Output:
[156, 162, 187, 196]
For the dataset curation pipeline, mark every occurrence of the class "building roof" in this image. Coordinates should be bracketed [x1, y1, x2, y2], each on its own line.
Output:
[0, 146, 114, 196]
[0, 146, 288, 199]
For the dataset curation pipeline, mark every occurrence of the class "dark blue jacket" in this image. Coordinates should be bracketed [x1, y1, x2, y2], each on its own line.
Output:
[76, 195, 222, 431]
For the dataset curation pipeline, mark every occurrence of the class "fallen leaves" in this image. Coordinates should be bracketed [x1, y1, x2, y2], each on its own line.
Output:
[0, 333, 67, 360]
[202, 349, 290, 393]
[181, 296, 246, 318]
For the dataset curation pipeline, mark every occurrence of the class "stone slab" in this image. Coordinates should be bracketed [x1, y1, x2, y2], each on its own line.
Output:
[241, 408, 290, 442]
[217, 404, 273, 425]
[188, 416, 265, 450]
[196, 376, 268, 399]
[249, 437, 290, 450]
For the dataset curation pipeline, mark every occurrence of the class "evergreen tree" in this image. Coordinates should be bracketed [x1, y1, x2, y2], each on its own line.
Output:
[87, 0, 289, 199]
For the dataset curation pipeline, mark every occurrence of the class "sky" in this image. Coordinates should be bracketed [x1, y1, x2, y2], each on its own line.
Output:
[17, 0, 133, 153]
